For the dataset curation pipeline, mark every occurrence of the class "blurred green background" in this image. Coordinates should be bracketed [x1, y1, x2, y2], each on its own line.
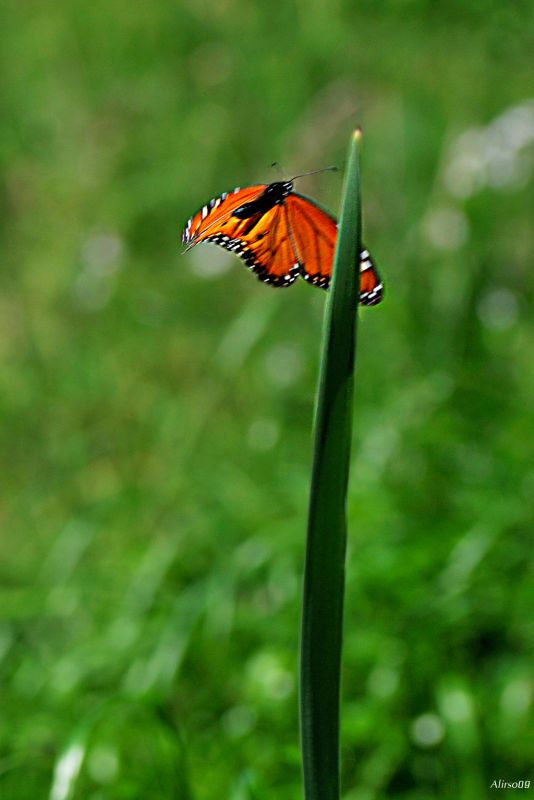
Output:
[1, 1, 533, 798]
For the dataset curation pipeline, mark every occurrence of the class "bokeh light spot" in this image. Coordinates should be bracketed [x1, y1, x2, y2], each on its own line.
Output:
[422, 207, 468, 251]
[87, 745, 120, 785]
[247, 417, 280, 451]
[411, 713, 445, 748]
[477, 288, 519, 331]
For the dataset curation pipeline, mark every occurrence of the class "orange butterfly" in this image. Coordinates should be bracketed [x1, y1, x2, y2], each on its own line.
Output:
[181, 175, 383, 306]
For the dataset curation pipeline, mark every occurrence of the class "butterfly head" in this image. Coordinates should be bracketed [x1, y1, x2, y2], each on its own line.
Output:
[264, 181, 294, 204]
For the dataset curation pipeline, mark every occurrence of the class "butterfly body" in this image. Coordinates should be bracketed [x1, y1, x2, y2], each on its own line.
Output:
[233, 181, 293, 219]
[182, 179, 383, 305]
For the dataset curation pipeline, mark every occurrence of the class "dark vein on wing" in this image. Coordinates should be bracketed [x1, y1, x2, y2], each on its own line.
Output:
[241, 213, 264, 237]
[283, 202, 302, 271]
[297, 204, 328, 277]
[267, 206, 285, 269]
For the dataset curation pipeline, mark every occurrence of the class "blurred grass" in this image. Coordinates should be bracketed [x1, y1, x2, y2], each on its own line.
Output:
[1, 1, 533, 798]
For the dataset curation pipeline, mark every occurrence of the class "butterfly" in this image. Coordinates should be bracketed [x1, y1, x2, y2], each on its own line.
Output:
[181, 172, 383, 306]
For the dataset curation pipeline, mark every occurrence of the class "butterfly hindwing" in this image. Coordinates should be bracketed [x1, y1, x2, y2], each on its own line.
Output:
[358, 247, 383, 306]
[204, 204, 300, 287]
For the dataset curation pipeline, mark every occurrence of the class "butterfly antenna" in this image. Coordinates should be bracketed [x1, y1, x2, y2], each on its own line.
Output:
[271, 161, 284, 179]
[289, 166, 338, 181]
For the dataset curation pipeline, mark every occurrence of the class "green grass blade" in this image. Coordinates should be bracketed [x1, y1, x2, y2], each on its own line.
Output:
[300, 129, 362, 800]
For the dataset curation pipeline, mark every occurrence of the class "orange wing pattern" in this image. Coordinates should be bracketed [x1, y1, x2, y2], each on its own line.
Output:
[182, 185, 266, 248]
[183, 186, 301, 286]
[287, 193, 383, 306]
[181, 184, 383, 304]
[203, 203, 301, 287]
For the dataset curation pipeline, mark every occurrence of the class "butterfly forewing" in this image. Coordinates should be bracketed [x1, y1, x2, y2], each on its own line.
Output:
[288, 193, 383, 305]
[286, 194, 337, 288]
[182, 185, 267, 247]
